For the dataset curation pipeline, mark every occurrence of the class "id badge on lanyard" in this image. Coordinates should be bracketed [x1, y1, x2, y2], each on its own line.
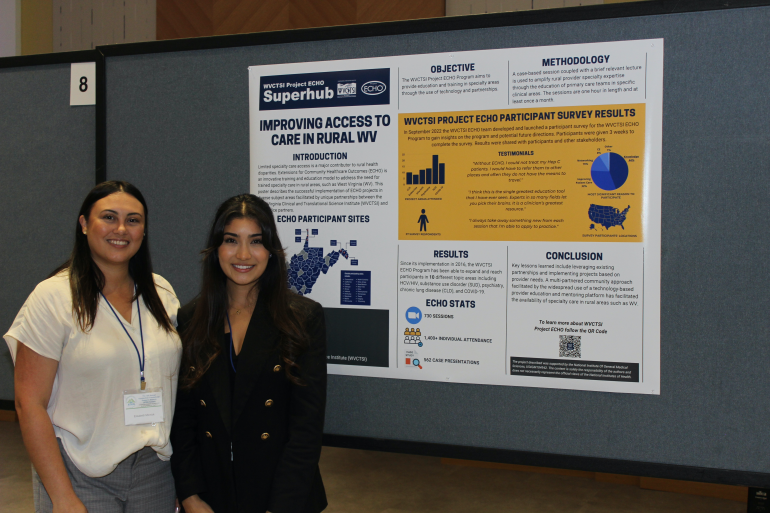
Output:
[123, 388, 164, 425]
[101, 287, 165, 426]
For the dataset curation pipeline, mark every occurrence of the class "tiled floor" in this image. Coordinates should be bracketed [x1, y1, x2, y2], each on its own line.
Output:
[0, 421, 744, 513]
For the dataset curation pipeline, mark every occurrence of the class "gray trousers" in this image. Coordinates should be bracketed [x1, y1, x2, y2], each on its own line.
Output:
[33, 439, 176, 513]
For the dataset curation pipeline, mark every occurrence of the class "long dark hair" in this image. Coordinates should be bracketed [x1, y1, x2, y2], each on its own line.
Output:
[181, 194, 311, 388]
[51, 181, 174, 333]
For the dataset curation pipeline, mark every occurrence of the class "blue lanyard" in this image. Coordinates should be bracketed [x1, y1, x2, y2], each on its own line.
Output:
[225, 311, 236, 374]
[101, 286, 146, 389]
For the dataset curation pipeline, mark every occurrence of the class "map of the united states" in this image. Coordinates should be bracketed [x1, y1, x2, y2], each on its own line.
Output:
[588, 204, 630, 230]
[287, 235, 348, 295]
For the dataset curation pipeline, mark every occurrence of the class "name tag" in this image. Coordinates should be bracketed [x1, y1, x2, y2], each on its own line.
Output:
[123, 388, 164, 426]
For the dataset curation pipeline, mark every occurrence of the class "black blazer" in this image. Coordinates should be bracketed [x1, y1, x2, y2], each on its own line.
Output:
[170, 295, 328, 513]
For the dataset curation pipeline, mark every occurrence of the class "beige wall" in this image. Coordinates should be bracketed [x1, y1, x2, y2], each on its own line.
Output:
[0, 0, 20, 57]
[53, 0, 156, 53]
[21, 0, 52, 55]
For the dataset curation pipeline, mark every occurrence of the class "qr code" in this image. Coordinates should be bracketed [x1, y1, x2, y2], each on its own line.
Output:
[559, 335, 581, 358]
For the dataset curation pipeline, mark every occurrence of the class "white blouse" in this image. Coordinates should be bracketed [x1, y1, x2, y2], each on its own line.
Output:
[4, 271, 182, 478]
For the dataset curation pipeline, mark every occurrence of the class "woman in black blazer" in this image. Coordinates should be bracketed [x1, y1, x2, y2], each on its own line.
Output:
[171, 194, 327, 513]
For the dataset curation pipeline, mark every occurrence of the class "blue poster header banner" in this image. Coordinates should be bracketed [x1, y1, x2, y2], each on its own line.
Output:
[259, 68, 390, 111]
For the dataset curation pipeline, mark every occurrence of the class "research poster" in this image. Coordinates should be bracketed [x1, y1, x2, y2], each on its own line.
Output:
[249, 39, 663, 394]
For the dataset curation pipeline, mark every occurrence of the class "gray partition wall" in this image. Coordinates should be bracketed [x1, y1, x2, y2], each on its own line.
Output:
[0, 53, 98, 403]
[102, 1, 770, 485]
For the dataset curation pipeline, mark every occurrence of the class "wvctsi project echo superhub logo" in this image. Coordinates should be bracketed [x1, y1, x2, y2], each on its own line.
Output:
[259, 68, 390, 111]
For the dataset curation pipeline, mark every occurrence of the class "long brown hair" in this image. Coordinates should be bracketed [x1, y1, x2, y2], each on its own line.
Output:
[181, 194, 311, 388]
[51, 181, 174, 333]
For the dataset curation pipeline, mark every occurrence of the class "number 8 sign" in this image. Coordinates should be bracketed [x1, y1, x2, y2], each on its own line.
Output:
[70, 62, 96, 106]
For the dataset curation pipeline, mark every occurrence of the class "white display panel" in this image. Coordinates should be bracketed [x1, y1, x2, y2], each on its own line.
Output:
[249, 39, 663, 394]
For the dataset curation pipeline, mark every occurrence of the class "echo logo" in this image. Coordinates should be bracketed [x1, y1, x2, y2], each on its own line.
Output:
[362, 81, 386, 95]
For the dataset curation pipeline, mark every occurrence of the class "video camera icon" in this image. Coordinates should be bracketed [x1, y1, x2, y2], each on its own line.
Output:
[405, 306, 422, 325]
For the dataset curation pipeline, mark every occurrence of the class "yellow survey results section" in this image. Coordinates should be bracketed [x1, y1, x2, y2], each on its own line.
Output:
[398, 104, 645, 242]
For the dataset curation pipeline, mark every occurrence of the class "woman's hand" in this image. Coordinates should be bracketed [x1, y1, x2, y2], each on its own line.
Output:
[181, 495, 215, 513]
[51, 494, 88, 513]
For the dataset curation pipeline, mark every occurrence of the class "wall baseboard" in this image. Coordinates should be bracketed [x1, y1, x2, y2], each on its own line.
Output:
[0, 410, 17, 422]
[0, 400, 16, 422]
[442, 458, 748, 502]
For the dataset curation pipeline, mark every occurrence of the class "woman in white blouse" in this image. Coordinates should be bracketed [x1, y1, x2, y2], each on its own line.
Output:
[5, 181, 182, 513]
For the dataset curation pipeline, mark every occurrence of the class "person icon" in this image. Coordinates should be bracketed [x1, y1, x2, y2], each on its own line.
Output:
[415, 329, 421, 336]
[418, 209, 429, 231]
[404, 328, 410, 336]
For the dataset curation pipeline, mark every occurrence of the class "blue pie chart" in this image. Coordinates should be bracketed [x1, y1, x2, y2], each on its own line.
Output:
[591, 152, 628, 191]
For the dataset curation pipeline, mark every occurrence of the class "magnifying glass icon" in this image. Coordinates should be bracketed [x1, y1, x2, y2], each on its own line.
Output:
[412, 359, 422, 369]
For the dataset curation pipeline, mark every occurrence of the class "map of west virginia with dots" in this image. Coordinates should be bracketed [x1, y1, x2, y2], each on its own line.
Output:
[287, 230, 350, 295]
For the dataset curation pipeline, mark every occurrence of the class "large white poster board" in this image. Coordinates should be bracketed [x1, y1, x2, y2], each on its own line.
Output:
[249, 39, 663, 394]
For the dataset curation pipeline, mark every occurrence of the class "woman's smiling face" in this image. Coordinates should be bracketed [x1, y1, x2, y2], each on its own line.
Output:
[218, 217, 270, 290]
[79, 192, 145, 270]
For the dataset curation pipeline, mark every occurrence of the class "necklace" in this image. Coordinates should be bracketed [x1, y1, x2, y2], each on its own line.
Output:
[229, 303, 254, 315]
[228, 290, 257, 315]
